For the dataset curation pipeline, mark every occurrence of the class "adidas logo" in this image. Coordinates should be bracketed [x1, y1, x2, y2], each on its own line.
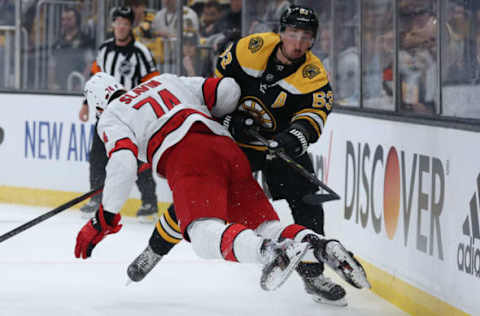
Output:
[457, 174, 480, 277]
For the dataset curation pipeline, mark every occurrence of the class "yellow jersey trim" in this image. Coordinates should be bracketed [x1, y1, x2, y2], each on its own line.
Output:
[236, 32, 280, 72]
[237, 143, 268, 151]
[292, 116, 321, 137]
[235, 32, 329, 94]
[295, 108, 328, 122]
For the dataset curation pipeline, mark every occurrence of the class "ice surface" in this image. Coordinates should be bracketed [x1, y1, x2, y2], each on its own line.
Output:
[0, 203, 408, 316]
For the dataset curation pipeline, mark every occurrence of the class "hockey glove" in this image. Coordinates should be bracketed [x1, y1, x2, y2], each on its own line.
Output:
[74, 205, 122, 259]
[222, 111, 256, 142]
[270, 125, 309, 158]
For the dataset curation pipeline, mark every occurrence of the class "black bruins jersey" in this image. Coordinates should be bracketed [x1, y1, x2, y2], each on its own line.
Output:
[215, 32, 333, 151]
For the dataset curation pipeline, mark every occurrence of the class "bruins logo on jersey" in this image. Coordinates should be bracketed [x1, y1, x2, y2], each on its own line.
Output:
[248, 37, 264, 54]
[302, 64, 321, 79]
[239, 96, 275, 130]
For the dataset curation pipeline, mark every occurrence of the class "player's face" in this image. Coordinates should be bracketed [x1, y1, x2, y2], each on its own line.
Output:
[113, 17, 132, 43]
[280, 26, 314, 61]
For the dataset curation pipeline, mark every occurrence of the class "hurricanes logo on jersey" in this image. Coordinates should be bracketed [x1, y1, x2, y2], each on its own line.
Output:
[248, 37, 264, 53]
[239, 96, 275, 130]
[302, 64, 321, 79]
[119, 60, 133, 76]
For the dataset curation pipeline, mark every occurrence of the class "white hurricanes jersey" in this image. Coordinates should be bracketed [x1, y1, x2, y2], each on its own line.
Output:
[97, 73, 237, 213]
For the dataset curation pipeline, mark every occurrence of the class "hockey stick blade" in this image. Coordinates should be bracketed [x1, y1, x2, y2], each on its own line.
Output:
[246, 128, 340, 203]
[302, 193, 340, 205]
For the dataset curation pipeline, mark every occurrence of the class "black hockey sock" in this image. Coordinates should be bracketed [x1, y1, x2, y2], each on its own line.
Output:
[148, 204, 182, 255]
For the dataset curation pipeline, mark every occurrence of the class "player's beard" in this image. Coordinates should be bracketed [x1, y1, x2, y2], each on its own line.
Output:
[279, 44, 305, 64]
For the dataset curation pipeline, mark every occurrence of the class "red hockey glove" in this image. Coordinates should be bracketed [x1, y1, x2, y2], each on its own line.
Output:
[74, 205, 122, 259]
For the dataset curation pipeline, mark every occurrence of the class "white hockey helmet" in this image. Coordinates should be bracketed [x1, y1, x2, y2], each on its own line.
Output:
[84, 72, 125, 116]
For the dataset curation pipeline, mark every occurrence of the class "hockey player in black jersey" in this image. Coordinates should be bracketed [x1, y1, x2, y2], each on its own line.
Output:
[128, 5, 361, 306]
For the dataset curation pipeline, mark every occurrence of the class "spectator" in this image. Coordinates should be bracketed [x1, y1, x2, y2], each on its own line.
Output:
[151, 0, 200, 71]
[335, 26, 360, 106]
[362, 0, 395, 110]
[201, 27, 242, 78]
[199, 0, 223, 39]
[444, 1, 476, 84]
[216, 0, 242, 35]
[49, 7, 93, 91]
[131, 0, 165, 65]
[151, 0, 200, 38]
[181, 31, 205, 76]
[250, 0, 290, 33]
[399, 6, 437, 114]
[188, 0, 205, 17]
[82, 0, 101, 44]
[128, 0, 147, 28]
[379, 30, 395, 99]
[78, 6, 160, 220]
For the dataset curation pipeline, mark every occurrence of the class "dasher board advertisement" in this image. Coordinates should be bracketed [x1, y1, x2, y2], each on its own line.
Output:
[310, 112, 478, 315]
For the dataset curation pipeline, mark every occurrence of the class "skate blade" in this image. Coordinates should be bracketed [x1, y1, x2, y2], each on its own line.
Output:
[80, 212, 95, 220]
[261, 242, 309, 291]
[329, 244, 371, 289]
[312, 295, 348, 307]
[125, 278, 133, 286]
[137, 214, 158, 224]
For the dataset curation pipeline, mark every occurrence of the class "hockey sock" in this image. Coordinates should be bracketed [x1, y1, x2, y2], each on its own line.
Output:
[149, 204, 182, 255]
[187, 218, 264, 263]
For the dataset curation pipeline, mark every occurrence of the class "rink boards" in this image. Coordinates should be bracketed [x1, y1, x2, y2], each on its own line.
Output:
[0, 93, 172, 216]
[0, 93, 478, 315]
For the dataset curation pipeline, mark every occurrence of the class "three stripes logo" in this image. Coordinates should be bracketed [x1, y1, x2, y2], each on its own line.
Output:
[457, 174, 480, 277]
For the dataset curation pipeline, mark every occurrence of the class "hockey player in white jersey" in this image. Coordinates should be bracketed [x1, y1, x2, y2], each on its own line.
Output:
[74, 72, 370, 293]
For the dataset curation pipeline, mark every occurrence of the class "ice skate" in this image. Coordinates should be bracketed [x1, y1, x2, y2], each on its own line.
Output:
[79, 198, 100, 218]
[127, 245, 163, 282]
[259, 239, 309, 291]
[136, 203, 158, 223]
[301, 273, 347, 306]
[315, 240, 371, 290]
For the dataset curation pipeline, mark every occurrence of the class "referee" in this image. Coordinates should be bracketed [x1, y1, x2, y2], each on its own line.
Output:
[79, 6, 160, 220]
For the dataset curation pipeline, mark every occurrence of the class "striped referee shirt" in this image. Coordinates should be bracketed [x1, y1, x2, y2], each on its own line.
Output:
[90, 38, 160, 90]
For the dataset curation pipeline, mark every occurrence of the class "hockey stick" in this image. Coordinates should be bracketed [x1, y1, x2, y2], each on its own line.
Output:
[0, 188, 102, 243]
[246, 128, 340, 204]
[0, 163, 152, 244]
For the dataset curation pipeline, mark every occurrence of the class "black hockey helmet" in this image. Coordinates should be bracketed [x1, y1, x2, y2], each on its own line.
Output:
[112, 6, 134, 24]
[280, 5, 319, 38]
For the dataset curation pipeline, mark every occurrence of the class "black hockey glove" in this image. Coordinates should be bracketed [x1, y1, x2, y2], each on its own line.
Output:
[222, 111, 257, 142]
[270, 125, 309, 158]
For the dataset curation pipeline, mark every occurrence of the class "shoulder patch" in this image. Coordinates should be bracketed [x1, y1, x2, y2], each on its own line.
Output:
[248, 36, 264, 53]
[302, 64, 321, 79]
